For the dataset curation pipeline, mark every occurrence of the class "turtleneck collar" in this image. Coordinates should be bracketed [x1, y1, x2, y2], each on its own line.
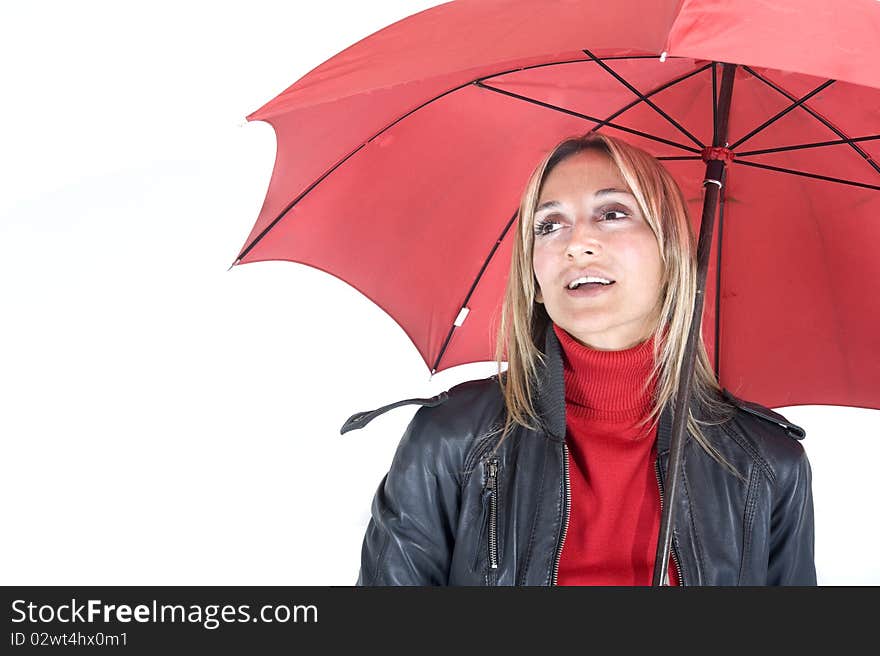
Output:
[552, 322, 657, 421]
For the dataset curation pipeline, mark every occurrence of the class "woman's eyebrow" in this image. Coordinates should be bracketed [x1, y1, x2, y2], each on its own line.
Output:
[595, 187, 634, 197]
[535, 189, 634, 215]
[535, 200, 562, 214]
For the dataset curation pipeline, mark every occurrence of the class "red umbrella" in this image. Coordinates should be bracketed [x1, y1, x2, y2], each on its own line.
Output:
[233, 0, 880, 583]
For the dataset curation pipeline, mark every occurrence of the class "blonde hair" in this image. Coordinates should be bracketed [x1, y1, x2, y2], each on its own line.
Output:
[492, 133, 739, 477]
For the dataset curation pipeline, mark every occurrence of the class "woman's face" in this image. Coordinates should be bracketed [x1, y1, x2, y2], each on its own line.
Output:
[532, 149, 664, 350]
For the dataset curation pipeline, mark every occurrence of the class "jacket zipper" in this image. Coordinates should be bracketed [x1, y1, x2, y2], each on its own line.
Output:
[654, 458, 685, 586]
[551, 442, 571, 585]
[487, 458, 499, 570]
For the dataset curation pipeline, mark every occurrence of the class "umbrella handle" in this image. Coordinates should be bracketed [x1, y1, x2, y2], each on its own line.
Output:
[652, 62, 737, 586]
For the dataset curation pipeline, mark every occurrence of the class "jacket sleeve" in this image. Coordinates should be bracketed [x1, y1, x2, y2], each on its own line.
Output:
[356, 405, 462, 585]
[767, 443, 817, 585]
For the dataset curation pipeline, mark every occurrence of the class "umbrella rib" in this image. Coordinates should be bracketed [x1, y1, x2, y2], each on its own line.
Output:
[741, 67, 880, 177]
[474, 81, 701, 154]
[592, 54, 666, 61]
[738, 135, 880, 156]
[733, 159, 880, 191]
[588, 63, 714, 134]
[474, 54, 663, 86]
[430, 210, 519, 374]
[582, 49, 704, 148]
[729, 78, 836, 151]
[233, 142, 371, 264]
[235, 55, 693, 264]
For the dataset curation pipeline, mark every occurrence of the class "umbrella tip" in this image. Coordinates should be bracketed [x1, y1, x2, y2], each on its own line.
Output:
[227, 258, 240, 272]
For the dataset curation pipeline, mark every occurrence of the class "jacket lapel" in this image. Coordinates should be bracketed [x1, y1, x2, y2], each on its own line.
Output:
[533, 322, 567, 442]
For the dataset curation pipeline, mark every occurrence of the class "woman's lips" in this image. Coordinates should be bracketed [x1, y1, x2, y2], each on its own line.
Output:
[564, 281, 615, 297]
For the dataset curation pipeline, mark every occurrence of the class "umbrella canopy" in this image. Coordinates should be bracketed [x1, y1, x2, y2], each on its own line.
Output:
[234, 0, 880, 412]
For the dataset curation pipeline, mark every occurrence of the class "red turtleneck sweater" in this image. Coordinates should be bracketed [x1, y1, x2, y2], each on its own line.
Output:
[553, 323, 679, 586]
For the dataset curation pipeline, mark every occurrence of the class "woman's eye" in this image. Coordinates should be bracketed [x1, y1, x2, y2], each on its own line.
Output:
[535, 208, 628, 235]
[534, 219, 562, 236]
[600, 209, 628, 221]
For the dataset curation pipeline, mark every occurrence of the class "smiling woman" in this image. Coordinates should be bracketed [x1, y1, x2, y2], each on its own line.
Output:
[531, 149, 664, 351]
[356, 133, 816, 586]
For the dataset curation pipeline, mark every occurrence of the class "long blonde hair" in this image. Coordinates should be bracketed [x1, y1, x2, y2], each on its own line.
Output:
[492, 133, 739, 476]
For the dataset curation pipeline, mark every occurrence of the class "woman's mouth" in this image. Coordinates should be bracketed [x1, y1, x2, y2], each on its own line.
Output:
[564, 281, 615, 297]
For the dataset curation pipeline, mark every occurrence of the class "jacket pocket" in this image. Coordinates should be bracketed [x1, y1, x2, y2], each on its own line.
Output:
[472, 457, 500, 573]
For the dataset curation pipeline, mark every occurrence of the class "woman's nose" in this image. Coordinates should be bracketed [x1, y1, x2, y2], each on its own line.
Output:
[564, 219, 602, 258]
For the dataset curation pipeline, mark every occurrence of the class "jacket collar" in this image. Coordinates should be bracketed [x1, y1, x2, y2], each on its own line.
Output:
[534, 323, 672, 455]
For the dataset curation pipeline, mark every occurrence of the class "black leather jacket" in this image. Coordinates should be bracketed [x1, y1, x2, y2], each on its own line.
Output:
[348, 326, 816, 586]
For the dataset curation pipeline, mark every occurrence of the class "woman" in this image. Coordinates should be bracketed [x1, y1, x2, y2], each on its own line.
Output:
[351, 133, 816, 586]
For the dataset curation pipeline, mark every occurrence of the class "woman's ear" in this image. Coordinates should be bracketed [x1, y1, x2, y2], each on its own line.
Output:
[535, 286, 544, 304]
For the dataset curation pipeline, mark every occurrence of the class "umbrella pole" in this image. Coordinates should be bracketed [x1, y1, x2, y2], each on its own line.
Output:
[652, 62, 737, 586]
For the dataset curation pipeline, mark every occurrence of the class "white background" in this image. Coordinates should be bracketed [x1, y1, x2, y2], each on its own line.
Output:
[1, 0, 877, 585]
